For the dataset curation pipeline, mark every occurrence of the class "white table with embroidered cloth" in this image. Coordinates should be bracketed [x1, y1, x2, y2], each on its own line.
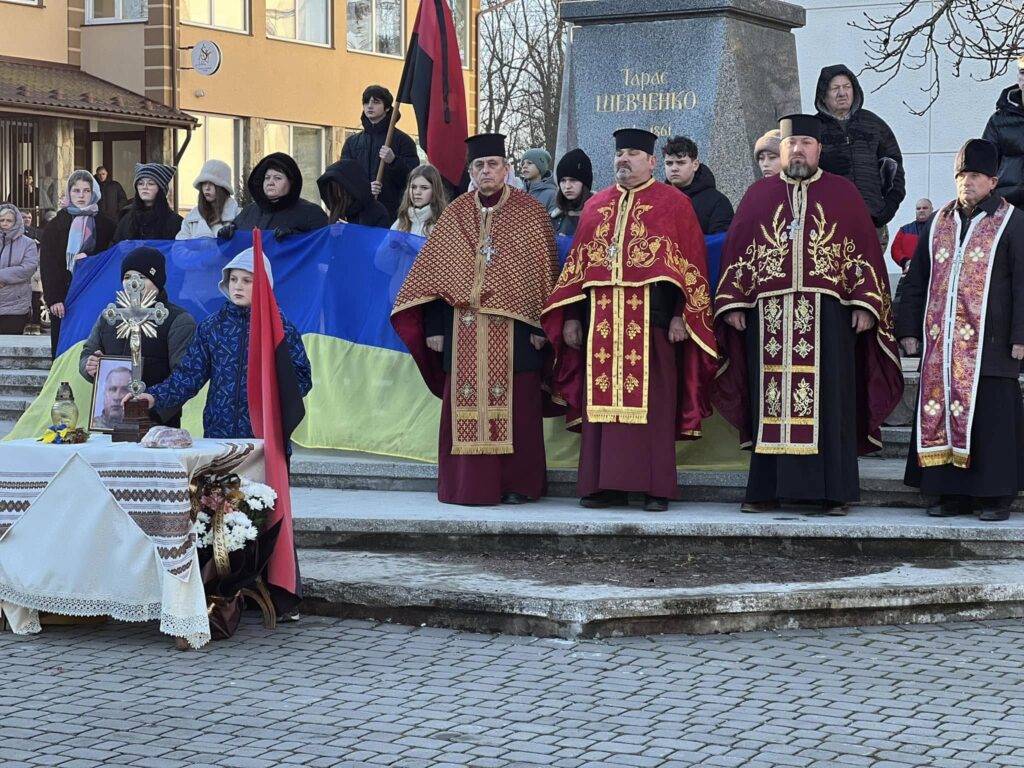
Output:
[0, 436, 262, 649]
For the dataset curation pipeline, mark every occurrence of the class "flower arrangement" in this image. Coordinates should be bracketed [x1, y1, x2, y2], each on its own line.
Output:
[39, 424, 89, 444]
[190, 473, 276, 554]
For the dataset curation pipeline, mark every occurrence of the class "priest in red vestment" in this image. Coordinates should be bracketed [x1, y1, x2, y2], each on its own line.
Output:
[897, 139, 1024, 521]
[714, 114, 903, 515]
[392, 133, 560, 505]
[543, 128, 718, 511]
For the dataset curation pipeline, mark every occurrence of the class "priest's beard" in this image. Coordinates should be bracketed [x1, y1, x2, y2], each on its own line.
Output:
[786, 159, 817, 179]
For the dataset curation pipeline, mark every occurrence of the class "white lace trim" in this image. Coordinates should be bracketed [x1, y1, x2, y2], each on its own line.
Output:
[0, 584, 210, 649]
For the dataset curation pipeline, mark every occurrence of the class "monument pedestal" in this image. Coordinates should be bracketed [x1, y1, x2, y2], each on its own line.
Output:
[557, 0, 805, 202]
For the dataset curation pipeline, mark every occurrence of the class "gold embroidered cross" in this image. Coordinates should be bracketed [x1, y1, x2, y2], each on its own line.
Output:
[626, 349, 641, 366]
[594, 347, 611, 364]
[490, 383, 506, 400]
[480, 236, 497, 265]
[460, 311, 475, 326]
[597, 294, 612, 310]
[460, 383, 474, 399]
[626, 294, 642, 311]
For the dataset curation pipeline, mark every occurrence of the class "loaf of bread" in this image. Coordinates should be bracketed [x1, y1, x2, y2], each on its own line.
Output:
[141, 426, 194, 449]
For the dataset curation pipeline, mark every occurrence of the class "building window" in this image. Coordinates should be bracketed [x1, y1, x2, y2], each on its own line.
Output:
[346, 0, 404, 57]
[266, 0, 330, 45]
[86, 0, 147, 23]
[262, 122, 325, 205]
[181, 0, 249, 32]
[176, 114, 244, 211]
[448, 0, 468, 67]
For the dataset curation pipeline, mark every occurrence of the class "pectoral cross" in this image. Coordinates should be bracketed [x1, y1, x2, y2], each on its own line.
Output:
[480, 236, 497, 266]
[102, 275, 169, 397]
[788, 218, 801, 241]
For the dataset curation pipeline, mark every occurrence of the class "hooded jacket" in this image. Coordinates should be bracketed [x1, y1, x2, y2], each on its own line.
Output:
[340, 111, 419, 224]
[814, 64, 906, 227]
[524, 172, 558, 215]
[672, 164, 734, 235]
[233, 152, 329, 235]
[316, 160, 392, 228]
[147, 301, 312, 440]
[0, 204, 40, 316]
[983, 85, 1024, 207]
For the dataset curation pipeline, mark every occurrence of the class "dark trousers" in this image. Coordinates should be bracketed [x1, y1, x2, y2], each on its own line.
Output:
[0, 312, 30, 335]
[49, 315, 61, 359]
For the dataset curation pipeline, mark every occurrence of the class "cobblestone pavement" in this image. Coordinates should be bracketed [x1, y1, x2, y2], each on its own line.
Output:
[2, 616, 1024, 768]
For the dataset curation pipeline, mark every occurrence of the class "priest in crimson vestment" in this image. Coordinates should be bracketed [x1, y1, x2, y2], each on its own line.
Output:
[714, 115, 903, 515]
[392, 133, 560, 505]
[897, 138, 1024, 521]
[543, 128, 718, 512]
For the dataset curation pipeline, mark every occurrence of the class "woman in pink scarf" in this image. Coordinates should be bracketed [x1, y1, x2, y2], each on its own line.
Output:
[39, 171, 116, 358]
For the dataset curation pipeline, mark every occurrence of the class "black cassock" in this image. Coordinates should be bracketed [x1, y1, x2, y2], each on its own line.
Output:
[743, 296, 861, 504]
[897, 193, 1024, 500]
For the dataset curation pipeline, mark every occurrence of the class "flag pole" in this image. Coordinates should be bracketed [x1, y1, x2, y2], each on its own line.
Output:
[374, 11, 418, 194]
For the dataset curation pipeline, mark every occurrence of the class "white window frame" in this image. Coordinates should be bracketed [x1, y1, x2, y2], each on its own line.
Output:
[345, 0, 406, 60]
[262, 121, 326, 203]
[85, 0, 148, 24]
[265, 0, 333, 48]
[177, 113, 245, 202]
[180, 0, 251, 34]
[448, 0, 470, 70]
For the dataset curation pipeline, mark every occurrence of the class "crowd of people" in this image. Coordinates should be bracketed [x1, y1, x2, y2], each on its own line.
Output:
[7, 62, 1024, 523]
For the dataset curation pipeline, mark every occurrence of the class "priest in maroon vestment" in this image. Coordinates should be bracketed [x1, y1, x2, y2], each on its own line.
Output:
[714, 114, 903, 515]
[391, 133, 560, 505]
[897, 138, 1024, 521]
[543, 128, 718, 512]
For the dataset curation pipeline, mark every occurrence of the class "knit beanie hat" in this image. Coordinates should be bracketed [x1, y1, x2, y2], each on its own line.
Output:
[556, 148, 593, 189]
[218, 247, 274, 299]
[134, 163, 175, 196]
[521, 148, 551, 176]
[121, 246, 167, 291]
[192, 159, 234, 195]
[754, 129, 782, 158]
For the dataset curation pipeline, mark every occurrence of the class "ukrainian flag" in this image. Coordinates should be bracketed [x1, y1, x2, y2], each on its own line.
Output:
[9, 224, 745, 470]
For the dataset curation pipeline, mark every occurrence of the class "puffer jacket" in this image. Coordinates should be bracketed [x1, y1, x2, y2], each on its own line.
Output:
[0, 204, 40, 315]
[524, 172, 558, 215]
[176, 197, 240, 240]
[233, 153, 329, 235]
[814, 64, 906, 227]
[148, 302, 312, 440]
[983, 85, 1024, 206]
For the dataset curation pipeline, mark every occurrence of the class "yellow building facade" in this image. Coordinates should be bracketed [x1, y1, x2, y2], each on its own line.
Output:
[0, 0, 479, 215]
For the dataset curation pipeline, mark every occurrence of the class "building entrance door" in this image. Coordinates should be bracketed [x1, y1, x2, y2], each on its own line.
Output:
[90, 132, 146, 199]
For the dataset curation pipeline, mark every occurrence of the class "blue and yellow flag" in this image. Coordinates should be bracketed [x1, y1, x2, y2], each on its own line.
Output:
[11, 224, 744, 469]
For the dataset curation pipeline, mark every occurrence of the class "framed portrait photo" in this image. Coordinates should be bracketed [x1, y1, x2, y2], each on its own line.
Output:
[89, 356, 135, 434]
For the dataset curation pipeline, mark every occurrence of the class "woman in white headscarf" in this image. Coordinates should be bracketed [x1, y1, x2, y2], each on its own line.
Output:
[39, 170, 116, 358]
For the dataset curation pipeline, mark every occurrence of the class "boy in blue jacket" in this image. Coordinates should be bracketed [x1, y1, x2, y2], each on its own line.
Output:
[134, 247, 312, 440]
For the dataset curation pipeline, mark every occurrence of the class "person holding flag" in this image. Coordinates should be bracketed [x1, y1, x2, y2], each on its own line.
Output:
[132, 235, 312, 617]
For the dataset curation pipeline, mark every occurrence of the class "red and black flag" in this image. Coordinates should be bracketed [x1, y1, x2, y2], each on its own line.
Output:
[247, 228, 305, 611]
[397, 0, 469, 187]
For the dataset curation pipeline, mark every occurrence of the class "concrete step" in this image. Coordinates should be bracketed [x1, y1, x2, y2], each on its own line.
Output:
[290, 449, 951, 507]
[879, 425, 911, 458]
[0, 368, 51, 397]
[0, 335, 51, 371]
[0, 394, 37, 423]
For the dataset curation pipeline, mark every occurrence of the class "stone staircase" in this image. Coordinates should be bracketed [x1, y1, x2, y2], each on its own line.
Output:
[0, 336, 51, 431]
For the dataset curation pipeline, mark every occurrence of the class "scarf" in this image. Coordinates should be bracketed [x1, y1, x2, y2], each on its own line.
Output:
[65, 204, 99, 274]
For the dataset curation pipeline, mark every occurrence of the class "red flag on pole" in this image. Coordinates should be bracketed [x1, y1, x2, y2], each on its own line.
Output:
[247, 228, 304, 606]
[397, 0, 469, 187]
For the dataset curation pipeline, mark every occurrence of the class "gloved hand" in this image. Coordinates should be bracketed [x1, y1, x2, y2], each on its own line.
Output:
[217, 223, 236, 241]
[273, 227, 294, 241]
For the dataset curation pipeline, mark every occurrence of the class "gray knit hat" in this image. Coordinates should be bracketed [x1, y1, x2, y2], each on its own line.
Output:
[133, 163, 175, 195]
[521, 148, 551, 176]
[754, 129, 782, 158]
[192, 159, 234, 195]
[219, 247, 274, 299]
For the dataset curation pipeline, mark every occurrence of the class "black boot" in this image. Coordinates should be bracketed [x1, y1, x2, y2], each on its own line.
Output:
[926, 495, 973, 517]
[977, 496, 1014, 522]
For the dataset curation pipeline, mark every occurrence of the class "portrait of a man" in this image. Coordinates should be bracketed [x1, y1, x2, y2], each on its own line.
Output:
[89, 358, 133, 432]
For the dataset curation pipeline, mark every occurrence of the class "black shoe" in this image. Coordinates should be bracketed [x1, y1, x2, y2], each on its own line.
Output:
[501, 492, 529, 505]
[643, 495, 668, 512]
[740, 500, 780, 513]
[926, 496, 973, 517]
[580, 490, 628, 509]
[821, 501, 849, 516]
[978, 508, 1011, 522]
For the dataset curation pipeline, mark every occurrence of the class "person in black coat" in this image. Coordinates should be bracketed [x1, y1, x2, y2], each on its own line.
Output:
[317, 160, 391, 228]
[229, 152, 328, 239]
[983, 60, 1024, 207]
[79, 247, 196, 427]
[112, 163, 183, 243]
[95, 166, 128, 222]
[551, 148, 594, 238]
[896, 139, 1024, 521]
[340, 85, 419, 225]
[662, 136, 733, 235]
[814, 64, 906, 234]
[40, 170, 116, 358]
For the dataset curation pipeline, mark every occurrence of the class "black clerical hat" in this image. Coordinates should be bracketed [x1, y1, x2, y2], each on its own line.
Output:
[613, 128, 658, 155]
[955, 138, 1000, 178]
[779, 114, 822, 142]
[466, 133, 506, 162]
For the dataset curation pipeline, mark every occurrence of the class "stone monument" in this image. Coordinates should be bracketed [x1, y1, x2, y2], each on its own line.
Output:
[556, 0, 805, 203]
